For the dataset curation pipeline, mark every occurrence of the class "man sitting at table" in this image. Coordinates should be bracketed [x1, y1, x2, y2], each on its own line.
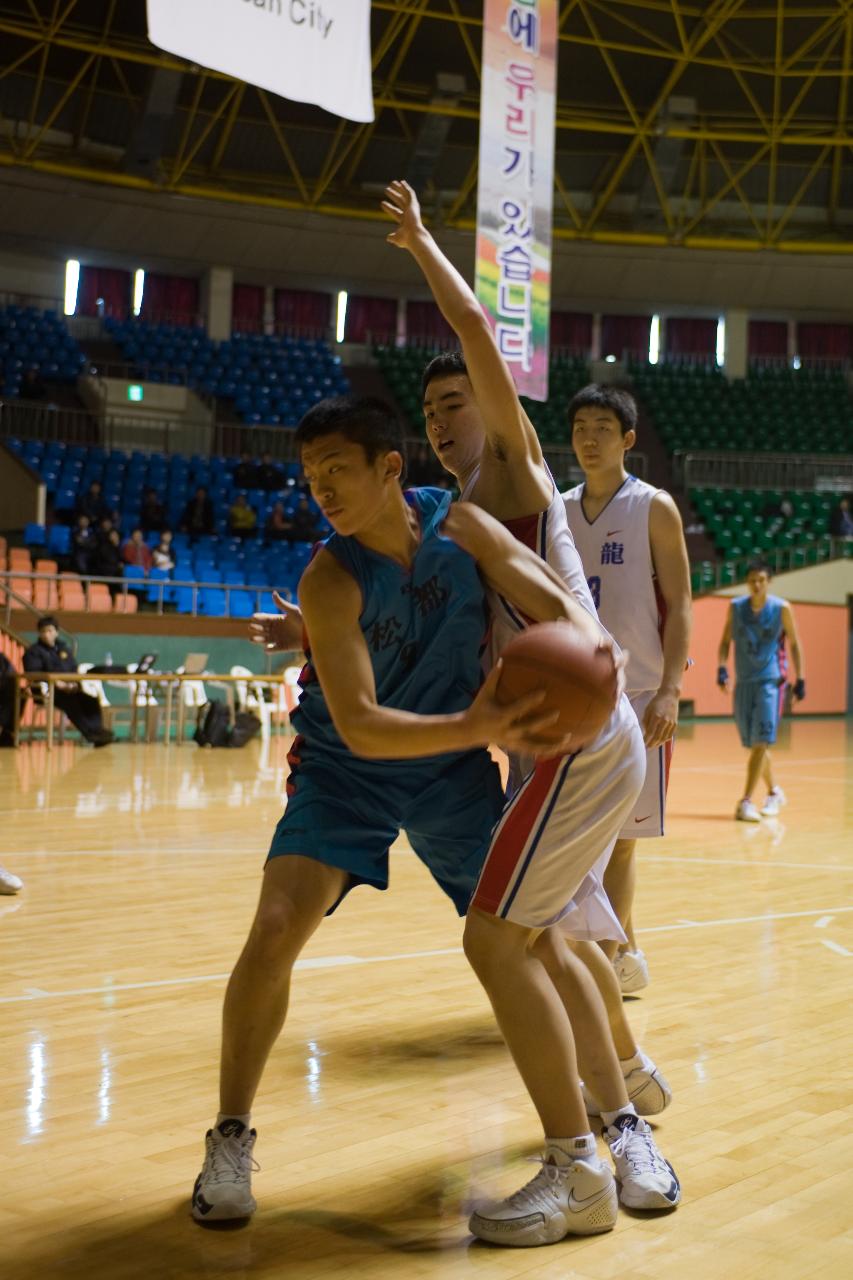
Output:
[22, 617, 114, 747]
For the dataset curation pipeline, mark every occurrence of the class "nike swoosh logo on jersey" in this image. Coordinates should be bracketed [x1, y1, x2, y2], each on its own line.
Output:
[605, 530, 623, 537]
[634, 815, 652, 823]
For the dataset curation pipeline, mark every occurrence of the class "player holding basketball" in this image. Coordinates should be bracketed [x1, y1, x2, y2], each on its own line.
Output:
[563, 386, 692, 992]
[192, 394, 631, 1228]
[717, 559, 805, 821]
[381, 179, 680, 1244]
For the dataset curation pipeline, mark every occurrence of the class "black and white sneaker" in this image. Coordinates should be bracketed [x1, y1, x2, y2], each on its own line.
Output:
[191, 1119, 258, 1222]
[605, 1114, 681, 1210]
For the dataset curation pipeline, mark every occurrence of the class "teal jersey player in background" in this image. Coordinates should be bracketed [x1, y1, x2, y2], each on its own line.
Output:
[717, 560, 805, 823]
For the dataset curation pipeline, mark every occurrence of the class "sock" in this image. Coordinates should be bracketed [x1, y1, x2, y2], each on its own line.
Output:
[216, 1111, 251, 1133]
[545, 1133, 597, 1165]
[619, 1049, 655, 1076]
[600, 1102, 638, 1128]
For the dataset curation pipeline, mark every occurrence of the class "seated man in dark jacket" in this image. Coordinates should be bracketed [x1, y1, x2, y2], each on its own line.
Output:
[22, 616, 113, 746]
[180, 487, 215, 538]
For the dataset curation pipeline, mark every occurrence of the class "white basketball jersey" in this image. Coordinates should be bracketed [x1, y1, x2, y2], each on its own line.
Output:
[563, 475, 664, 695]
[460, 466, 629, 755]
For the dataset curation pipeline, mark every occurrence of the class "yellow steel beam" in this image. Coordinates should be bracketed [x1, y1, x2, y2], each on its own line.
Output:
[23, 52, 95, 161]
[170, 82, 241, 187]
[829, 11, 853, 219]
[589, 0, 680, 54]
[579, 0, 675, 228]
[209, 81, 246, 177]
[766, 0, 784, 237]
[771, 143, 833, 240]
[670, 0, 690, 53]
[583, 0, 749, 233]
[171, 73, 207, 186]
[4, 147, 853, 254]
[554, 171, 584, 232]
[680, 143, 772, 236]
[446, 0, 481, 78]
[256, 88, 309, 204]
[707, 139, 766, 237]
[445, 155, 479, 223]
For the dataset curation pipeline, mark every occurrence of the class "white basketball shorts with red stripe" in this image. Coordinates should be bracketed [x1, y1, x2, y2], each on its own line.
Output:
[471, 696, 645, 941]
[619, 689, 674, 840]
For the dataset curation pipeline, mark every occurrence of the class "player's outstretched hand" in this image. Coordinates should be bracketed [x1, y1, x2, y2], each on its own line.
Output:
[381, 179, 425, 251]
[464, 662, 575, 756]
[248, 591, 304, 652]
[642, 687, 678, 749]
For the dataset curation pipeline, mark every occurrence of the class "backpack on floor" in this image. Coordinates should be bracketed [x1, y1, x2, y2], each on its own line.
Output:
[193, 699, 232, 748]
[229, 710, 262, 748]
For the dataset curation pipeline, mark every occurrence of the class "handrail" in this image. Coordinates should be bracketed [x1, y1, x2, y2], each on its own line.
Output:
[676, 450, 853, 492]
[1, 569, 293, 620]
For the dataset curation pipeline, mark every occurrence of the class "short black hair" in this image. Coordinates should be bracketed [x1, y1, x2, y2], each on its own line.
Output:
[420, 350, 468, 401]
[746, 559, 773, 577]
[37, 615, 57, 630]
[567, 384, 638, 435]
[295, 396, 405, 475]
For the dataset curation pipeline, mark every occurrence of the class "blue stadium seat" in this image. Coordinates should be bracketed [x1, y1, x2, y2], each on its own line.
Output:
[122, 565, 147, 591]
[24, 522, 46, 546]
[199, 587, 227, 616]
[47, 524, 71, 555]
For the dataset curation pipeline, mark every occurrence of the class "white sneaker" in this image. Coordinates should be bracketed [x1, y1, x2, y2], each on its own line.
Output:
[605, 1114, 681, 1210]
[0, 867, 23, 895]
[736, 799, 762, 822]
[469, 1152, 617, 1246]
[613, 947, 649, 994]
[191, 1119, 258, 1222]
[760, 788, 787, 817]
[582, 1060, 673, 1117]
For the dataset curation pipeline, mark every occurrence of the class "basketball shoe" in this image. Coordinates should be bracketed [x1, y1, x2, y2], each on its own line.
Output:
[582, 1056, 672, 1117]
[0, 867, 23, 895]
[736, 799, 761, 822]
[604, 1114, 681, 1210]
[469, 1145, 617, 1246]
[760, 787, 786, 817]
[191, 1119, 258, 1222]
[613, 947, 649, 994]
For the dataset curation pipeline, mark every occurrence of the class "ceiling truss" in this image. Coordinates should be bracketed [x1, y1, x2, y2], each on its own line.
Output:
[0, 1, 852, 253]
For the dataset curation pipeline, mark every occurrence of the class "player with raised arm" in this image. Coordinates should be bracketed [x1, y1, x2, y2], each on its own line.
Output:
[192, 394, 615, 1227]
[380, 180, 680, 1243]
[563, 386, 692, 993]
[717, 559, 805, 821]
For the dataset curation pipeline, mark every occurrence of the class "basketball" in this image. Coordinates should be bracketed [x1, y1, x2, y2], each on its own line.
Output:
[496, 621, 619, 740]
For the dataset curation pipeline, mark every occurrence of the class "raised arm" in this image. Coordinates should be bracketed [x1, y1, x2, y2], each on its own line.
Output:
[644, 492, 693, 747]
[381, 179, 543, 470]
[299, 550, 558, 761]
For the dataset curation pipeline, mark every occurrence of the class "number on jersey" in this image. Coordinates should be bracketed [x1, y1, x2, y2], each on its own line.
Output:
[587, 575, 601, 609]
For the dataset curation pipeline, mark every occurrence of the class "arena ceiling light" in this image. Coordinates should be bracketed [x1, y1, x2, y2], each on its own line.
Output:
[649, 315, 660, 365]
[133, 269, 146, 317]
[64, 260, 80, 316]
[336, 291, 348, 344]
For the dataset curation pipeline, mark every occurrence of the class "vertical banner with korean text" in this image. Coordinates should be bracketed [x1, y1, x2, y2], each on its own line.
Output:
[475, 0, 557, 402]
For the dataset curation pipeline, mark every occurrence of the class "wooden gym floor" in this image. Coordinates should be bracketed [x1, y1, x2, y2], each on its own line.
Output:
[1, 716, 852, 1280]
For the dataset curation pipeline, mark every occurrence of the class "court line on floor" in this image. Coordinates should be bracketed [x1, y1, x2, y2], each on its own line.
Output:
[641, 854, 850, 873]
[819, 939, 852, 958]
[2, 907, 851, 1006]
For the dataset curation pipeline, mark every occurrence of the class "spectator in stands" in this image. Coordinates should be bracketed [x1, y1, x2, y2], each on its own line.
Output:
[180, 486, 215, 539]
[288, 495, 321, 544]
[71, 514, 97, 575]
[122, 527, 153, 573]
[96, 514, 115, 546]
[265, 501, 290, 542]
[256, 452, 284, 491]
[234, 452, 257, 489]
[141, 487, 167, 534]
[76, 480, 110, 525]
[152, 530, 175, 570]
[229, 493, 258, 539]
[92, 527, 123, 587]
[23, 617, 113, 747]
[829, 496, 853, 538]
[0, 649, 17, 748]
[19, 366, 46, 401]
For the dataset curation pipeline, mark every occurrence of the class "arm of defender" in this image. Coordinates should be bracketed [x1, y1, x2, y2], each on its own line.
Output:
[444, 503, 604, 648]
[299, 550, 558, 761]
[382, 179, 544, 469]
[644, 493, 693, 748]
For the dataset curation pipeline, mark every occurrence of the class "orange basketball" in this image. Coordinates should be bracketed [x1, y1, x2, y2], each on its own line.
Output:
[496, 621, 618, 740]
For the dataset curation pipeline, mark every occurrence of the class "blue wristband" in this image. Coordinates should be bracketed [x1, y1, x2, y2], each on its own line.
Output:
[717, 665, 729, 686]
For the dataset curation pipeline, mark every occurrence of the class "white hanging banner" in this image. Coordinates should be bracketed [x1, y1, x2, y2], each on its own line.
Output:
[146, 0, 374, 123]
